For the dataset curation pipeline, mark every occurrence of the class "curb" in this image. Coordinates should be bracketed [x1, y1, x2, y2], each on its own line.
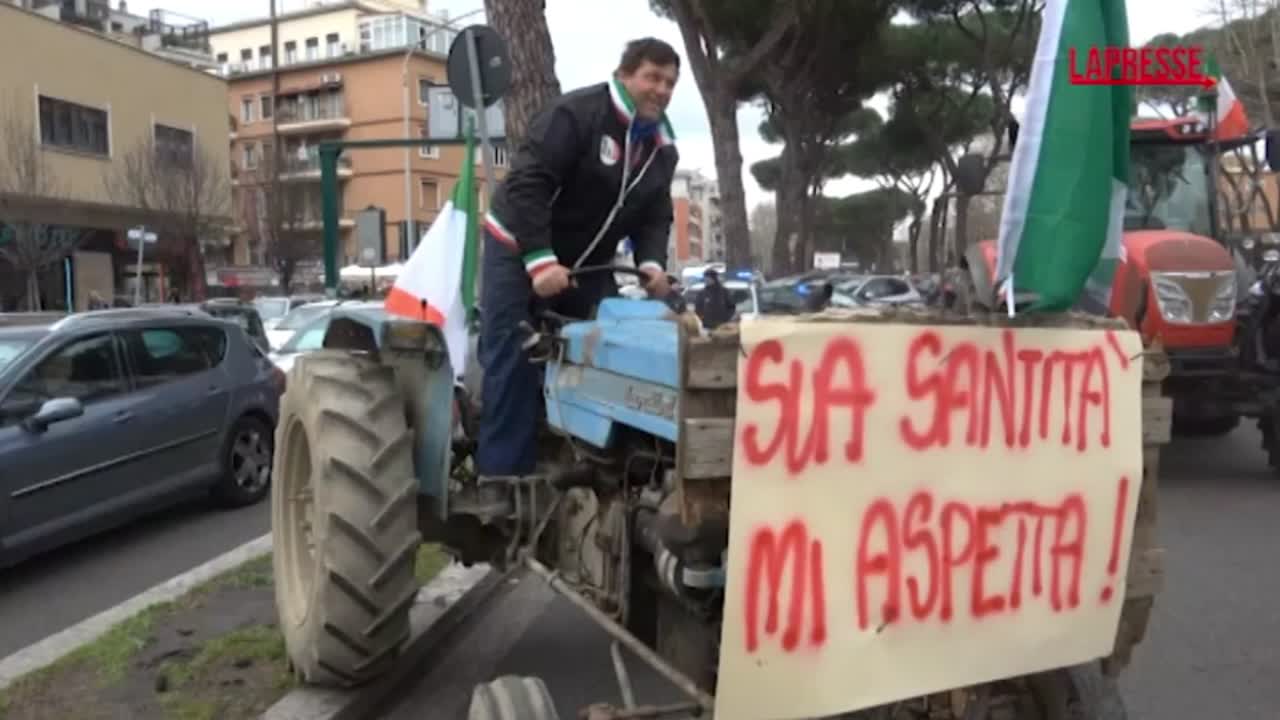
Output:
[0, 532, 274, 690]
[261, 561, 497, 720]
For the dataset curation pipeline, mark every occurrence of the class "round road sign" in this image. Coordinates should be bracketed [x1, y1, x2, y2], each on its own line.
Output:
[447, 24, 511, 109]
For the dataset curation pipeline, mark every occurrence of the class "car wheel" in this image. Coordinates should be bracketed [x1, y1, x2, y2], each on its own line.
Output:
[214, 414, 274, 507]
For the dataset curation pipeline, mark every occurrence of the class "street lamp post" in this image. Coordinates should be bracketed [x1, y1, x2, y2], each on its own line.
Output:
[400, 7, 486, 255]
[128, 226, 157, 305]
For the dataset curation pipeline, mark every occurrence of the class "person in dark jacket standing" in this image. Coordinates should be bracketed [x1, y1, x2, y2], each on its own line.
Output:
[474, 38, 681, 487]
[695, 269, 735, 329]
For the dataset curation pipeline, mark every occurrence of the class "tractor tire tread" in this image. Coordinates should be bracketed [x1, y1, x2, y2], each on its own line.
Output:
[272, 350, 422, 688]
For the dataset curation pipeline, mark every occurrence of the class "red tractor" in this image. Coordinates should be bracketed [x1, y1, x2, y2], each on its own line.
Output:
[962, 116, 1280, 465]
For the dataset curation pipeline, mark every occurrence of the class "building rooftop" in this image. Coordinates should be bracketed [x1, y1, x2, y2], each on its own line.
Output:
[209, 0, 446, 35]
[1, 2, 226, 79]
[218, 44, 446, 83]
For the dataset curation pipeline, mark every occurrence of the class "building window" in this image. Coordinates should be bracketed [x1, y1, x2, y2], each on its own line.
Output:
[420, 180, 440, 210]
[154, 124, 194, 168]
[419, 125, 439, 159]
[242, 142, 258, 170]
[305, 37, 318, 61]
[259, 45, 272, 69]
[216, 52, 227, 63]
[110, 21, 123, 32]
[240, 48, 252, 68]
[240, 95, 255, 123]
[38, 96, 109, 156]
[284, 40, 297, 64]
[418, 77, 438, 105]
[260, 95, 273, 120]
[477, 143, 507, 168]
[326, 33, 340, 57]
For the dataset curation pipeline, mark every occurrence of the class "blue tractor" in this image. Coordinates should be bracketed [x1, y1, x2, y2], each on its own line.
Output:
[268, 266, 729, 698]
[269, 264, 1154, 719]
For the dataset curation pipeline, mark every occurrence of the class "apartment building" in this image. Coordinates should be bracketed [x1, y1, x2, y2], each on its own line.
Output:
[0, 3, 230, 310]
[669, 169, 724, 270]
[212, 0, 507, 273]
[12, 0, 218, 70]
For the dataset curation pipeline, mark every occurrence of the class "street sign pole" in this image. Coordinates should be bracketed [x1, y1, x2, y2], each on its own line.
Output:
[127, 226, 157, 305]
[464, 28, 498, 208]
[320, 145, 342, 297]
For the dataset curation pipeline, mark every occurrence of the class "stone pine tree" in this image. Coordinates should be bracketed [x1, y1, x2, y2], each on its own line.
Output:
[750, 0, 897, 274]
[483, 0, 562, 150]
[651, 0, 807, 267]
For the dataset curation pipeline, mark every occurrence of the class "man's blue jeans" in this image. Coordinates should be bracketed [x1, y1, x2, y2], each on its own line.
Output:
[475, 230, 615, 477]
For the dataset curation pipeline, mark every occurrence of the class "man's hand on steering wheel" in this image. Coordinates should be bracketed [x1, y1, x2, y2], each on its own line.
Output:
[639, 266, 670, 297]
[532, 263, 573, 298]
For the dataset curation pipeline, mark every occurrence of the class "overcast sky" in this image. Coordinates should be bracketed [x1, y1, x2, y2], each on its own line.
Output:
[139, 0, 1212, 208]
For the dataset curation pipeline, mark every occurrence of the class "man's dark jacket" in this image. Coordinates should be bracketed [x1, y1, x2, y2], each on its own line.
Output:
[483, 79, 679, 277]
[696, 281, 735, 328]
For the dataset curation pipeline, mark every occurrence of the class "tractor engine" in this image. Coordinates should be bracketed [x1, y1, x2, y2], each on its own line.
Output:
[544, 430, 725, 623]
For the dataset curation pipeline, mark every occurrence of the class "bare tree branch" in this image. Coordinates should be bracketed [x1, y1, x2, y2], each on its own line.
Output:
[0, 92, 83, 310]
[104, 136, 230, 300]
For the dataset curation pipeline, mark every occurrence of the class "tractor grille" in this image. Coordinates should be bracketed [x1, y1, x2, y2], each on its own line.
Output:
[1151, 271, 1235, 324]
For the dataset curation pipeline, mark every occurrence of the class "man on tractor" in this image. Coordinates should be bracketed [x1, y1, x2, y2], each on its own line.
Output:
[473, 37, 681, 502]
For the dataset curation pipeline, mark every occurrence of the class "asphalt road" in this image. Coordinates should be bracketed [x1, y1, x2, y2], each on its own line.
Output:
[1119, 422, 1280, 720]
[0, 497, 269, 658]
[381, 423, 1280, 720]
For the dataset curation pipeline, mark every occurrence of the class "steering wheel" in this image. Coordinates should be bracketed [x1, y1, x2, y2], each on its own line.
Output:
[567, 264, 653, 286]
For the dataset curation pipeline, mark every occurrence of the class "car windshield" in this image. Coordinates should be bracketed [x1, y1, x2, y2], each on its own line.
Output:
[1126, 142, 1212, 236]
[277, 316, 330, 354]
[276, 304, 333, 331]
[836, 276, 868, 292]
[0, 339, 32, 370]
[205, 307, 254, 329]
[254, 297, 291, 321]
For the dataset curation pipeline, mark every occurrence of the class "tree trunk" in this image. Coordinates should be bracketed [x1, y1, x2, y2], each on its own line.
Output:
[907, 211, 924, 273]
[25, 270, 40, 311]
[952, 195, 971, 267]
[483, 0, 561, 151]
[700, 88, 752, 269]
[771, 138, 808, 275]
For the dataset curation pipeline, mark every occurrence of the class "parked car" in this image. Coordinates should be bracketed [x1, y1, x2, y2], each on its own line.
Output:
[254, 295, 323, 333]
[0, 307, 284, 568]
[267, 301, 382, 374]
[194, 299, 271, 355]
[265, 300, 341, 350]
[832, 274, 923, 307]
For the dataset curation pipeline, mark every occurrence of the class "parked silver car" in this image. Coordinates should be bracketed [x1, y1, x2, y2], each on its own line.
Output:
[832, 274, 924, 307]
[0, 307, 283, 568]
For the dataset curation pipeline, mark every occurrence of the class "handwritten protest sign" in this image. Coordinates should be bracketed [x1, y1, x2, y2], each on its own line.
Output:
[715, 319, 1145, 720]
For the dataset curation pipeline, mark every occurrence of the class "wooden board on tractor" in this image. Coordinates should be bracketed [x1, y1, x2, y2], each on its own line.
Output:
[663, 305, 1170, 719]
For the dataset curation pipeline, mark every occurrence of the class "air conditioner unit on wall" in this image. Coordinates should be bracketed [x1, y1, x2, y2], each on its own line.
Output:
[320, 72, 342, 84]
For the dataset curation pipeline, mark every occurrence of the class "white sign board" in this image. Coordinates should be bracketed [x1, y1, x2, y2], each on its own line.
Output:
[813, 252, 841, 269]
[715, 320, 1145, 720]
[426, 85, 506, 140]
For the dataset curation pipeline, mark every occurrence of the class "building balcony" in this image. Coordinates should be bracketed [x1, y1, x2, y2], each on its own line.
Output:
[277, 106, 351, 134]
[287, 217, 356, 231]
[278, 155, 353, 181]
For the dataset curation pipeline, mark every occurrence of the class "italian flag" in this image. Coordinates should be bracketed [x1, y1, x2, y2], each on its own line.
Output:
[1198, 55, 1250, 140]
[994, 0, 1131, 313]
[385, 127, 479, 378]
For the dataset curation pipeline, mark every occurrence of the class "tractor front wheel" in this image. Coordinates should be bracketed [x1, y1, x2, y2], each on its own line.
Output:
[271, 351, 422, 687]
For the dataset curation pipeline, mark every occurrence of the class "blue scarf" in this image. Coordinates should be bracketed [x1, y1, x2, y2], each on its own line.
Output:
[631, 118, 659, 143]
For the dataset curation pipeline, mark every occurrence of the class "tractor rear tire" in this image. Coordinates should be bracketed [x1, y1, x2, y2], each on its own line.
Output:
[271, 351, 422, 687]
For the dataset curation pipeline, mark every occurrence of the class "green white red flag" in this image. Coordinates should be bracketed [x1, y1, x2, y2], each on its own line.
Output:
[385, 126, 479, 377]
[1198, 55, 1250, 140]
[994, 0, 1131, 313]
